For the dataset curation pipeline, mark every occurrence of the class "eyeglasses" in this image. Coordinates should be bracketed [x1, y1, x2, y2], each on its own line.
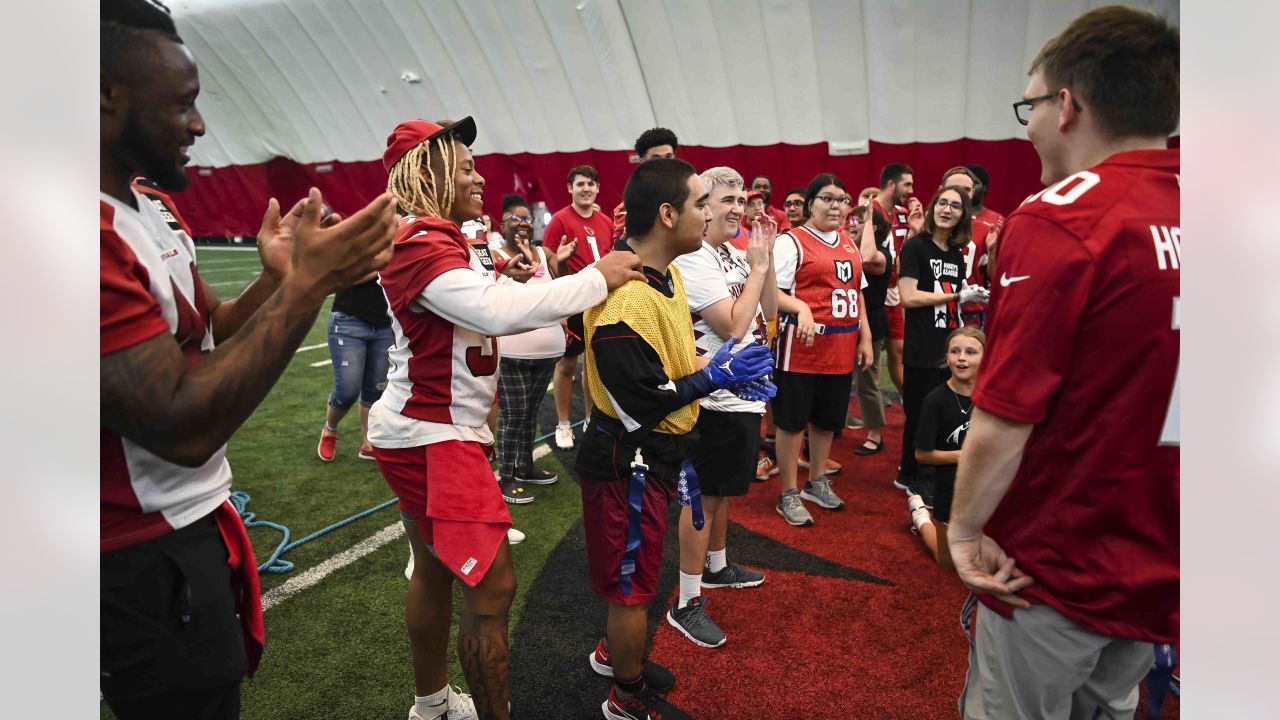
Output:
[815, 195, 852, 207]
[783, 200, 805, 208]
[1012, 90, 1082, 125]
[503, 213, 533, 224]
[935, 199, 963, 211]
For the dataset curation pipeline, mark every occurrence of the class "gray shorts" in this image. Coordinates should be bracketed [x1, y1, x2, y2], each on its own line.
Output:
[959, 597, 1154, 720]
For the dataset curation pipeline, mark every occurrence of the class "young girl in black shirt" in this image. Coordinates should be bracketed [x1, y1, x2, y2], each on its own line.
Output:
[909, 327, 985, 569]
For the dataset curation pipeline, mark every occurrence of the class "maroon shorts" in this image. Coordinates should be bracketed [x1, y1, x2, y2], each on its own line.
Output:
[887, 304, 905, 340]
[374, 441, 511, 586]
[580, 471, 677, 606]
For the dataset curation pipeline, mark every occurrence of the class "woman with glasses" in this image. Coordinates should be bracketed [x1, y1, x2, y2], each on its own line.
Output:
[895, 185, 989, 505]
[490, 194, 577, 503]
[772, 173, 873, 526]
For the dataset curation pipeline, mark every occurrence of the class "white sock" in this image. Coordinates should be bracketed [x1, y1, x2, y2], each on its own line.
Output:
[414, 685, 450, 719]
[557, 421, 570, 428]
[911, 507, 933, 532]
[678, 571, 702, 608]
[706, 549, 727, 573]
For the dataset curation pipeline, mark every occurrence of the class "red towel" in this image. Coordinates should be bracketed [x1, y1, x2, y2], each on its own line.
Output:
[425, 441, 512, 587]
[214, 499, 265, 677]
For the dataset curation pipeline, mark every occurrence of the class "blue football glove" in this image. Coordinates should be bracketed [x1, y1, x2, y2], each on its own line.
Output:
[702, 338, 773, 390]
[731, 376, 777, 402]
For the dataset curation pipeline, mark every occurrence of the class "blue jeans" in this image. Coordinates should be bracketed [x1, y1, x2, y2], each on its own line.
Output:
[327, 311, 393, 411]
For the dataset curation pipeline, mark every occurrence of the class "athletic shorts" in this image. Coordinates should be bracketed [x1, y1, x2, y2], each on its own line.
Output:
[690, 409, 761, 497]
[772, 369, 854, 433]
[101, 514, 246, 717]
[581, 470, 678, 606]
[374, 441, 511, 586]
[887, 303, 905, 340]
[932, 473, 955, 523]
[564, 312, 586, 358]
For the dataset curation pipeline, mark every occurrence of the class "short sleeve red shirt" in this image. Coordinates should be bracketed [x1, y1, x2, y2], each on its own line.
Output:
[974, 149, 1180, 643]
[543, 206, 614, 274]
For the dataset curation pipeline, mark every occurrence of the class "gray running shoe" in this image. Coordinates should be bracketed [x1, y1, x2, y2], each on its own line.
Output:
[665, 596, 726, 648]
[801, 475, 845, 510]
[701, 563, 765, 589]
[776, 489, 814, 527]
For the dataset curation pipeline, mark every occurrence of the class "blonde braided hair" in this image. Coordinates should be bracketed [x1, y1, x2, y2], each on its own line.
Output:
[386, 131, 459, 219]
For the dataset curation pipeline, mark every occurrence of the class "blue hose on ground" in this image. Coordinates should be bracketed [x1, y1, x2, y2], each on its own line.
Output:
[229, 419, 585, 574]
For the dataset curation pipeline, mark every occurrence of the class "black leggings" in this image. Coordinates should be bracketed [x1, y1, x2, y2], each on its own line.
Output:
[899, 365, 951, 480]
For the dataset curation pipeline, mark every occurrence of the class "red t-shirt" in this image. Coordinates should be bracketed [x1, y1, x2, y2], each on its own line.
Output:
[766, 205, 791, 233]
[872, 198, 910, 284]
[728, 225, 750, 251]
[975, 206, 1004, 228]
[973, 149, 1180, 643]
[543, 206, 614, 274]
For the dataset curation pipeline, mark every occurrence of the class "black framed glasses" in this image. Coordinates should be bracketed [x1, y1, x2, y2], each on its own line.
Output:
[1013, 91, 1082, 125]
[503, 213, 533, 224]
[815, 194, 853, 207]
[935, 199, 963, 211]
[783, 199, 805, 208]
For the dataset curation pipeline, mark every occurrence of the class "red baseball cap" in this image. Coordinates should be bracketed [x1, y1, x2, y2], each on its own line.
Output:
[383, 116, 477, 173]
[746, 190, 764, 202]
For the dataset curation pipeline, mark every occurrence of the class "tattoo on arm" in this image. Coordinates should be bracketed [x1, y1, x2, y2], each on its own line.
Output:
[100, 286, 320, 467]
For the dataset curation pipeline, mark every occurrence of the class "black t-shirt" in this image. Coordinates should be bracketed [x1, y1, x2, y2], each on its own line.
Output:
[898, 233, 965, 368]
[861, 224, 893, 311]
[914, 382, 973, 488]
[332, 278, 391, 328]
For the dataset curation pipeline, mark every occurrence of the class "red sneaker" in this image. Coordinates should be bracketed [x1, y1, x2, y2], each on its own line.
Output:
[587, 638, 676, 694]
[317, 433, 337, 462]
[602, 685, 691, 720]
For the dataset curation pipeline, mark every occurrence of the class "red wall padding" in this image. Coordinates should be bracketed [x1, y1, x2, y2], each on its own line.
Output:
[173, 138, 1052, 237]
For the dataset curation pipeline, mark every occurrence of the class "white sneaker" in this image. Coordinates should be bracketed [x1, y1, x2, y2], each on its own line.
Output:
[507, 527, 526, 545]
[554, 423, 575, 449]
[408, 685, 477, 720]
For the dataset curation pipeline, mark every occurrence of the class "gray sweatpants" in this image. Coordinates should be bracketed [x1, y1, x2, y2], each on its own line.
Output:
[960, 601, 1154, 720]
[853, 336, 886, 431]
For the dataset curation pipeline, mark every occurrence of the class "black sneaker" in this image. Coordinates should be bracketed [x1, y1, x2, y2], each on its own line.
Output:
[602, 685, 692, 720]
[666, 596, 726, 648]
[498, 477, 535, 505]
[701, 563, 765, 589]
[586, 638, 675, 694]
[514, 466, 558, 485]
[909, 475, 935, 509]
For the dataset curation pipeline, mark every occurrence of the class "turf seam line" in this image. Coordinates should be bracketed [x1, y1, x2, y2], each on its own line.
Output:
[260, 522, 404, 612]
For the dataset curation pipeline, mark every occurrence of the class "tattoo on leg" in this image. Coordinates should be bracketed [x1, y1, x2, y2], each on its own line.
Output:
[458, 612, 509, 720]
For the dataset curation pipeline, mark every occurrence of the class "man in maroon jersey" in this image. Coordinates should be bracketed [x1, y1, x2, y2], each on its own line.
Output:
[948, 7, 1179, 717]
[544, 165, 616, 450]
[100, 2, 396, 717]
[750, 175, 793, 232]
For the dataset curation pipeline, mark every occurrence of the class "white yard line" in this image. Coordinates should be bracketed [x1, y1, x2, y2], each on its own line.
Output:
[197, 265, 261, 274]
[196, 258, 261, 267]
[209, 280, 250, 287]
[259, 443, 557, 611]
[310, 359, 333, 367]
[296, 343, 327, 353]
[261, 522, 405, 612]
[198, 246, 259, 252]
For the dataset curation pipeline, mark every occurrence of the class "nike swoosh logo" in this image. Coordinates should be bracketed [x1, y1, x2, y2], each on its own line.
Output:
[1000, 273, 1031, 287]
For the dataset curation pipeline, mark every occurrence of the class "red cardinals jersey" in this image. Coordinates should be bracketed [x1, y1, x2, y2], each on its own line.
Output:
[775, 226, 865, 375]
[959, 219, 991, 323]
[100, 182, 230, 552]
[974, 149, 1180, 643]
[872, 199, 911, 284]
[544, 206, 613, 274]
[975, 206, 1004, 228]
[376, 216, 501, 430]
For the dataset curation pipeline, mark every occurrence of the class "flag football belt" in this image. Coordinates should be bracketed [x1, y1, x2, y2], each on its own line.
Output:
[616, 445, 703, 597]
[779, 313, 860, 335]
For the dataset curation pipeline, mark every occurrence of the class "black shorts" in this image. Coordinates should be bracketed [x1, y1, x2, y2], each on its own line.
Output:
[866, 305, 889, 342]
[101, 514, 246, 720]
[930, 470, 956, 523]
[564, 312, 586, 358]
[772, 369, 854, 433]
[690, 409, 762, 497]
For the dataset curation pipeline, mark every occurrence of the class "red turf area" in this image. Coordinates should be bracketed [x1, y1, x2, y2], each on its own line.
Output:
[645, 404, 1179, 719]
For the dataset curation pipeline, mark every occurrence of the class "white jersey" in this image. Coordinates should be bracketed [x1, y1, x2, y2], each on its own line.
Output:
[673, 240, 768, 414]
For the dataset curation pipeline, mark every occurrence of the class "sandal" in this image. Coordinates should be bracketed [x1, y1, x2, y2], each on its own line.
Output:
[854, 438, 883, 456]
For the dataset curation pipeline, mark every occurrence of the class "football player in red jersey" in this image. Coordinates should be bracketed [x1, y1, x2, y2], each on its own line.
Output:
[949, 7, 1179, 718]
[376, 118, 643, 720]
[872, 164, 914, 403]
[100, 3, 398, 717]
[965, 163, 1005, 229]
[611, 127, 679, 241]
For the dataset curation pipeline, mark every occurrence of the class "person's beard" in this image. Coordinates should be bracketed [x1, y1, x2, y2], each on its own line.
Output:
[118, 109, 190, 192]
